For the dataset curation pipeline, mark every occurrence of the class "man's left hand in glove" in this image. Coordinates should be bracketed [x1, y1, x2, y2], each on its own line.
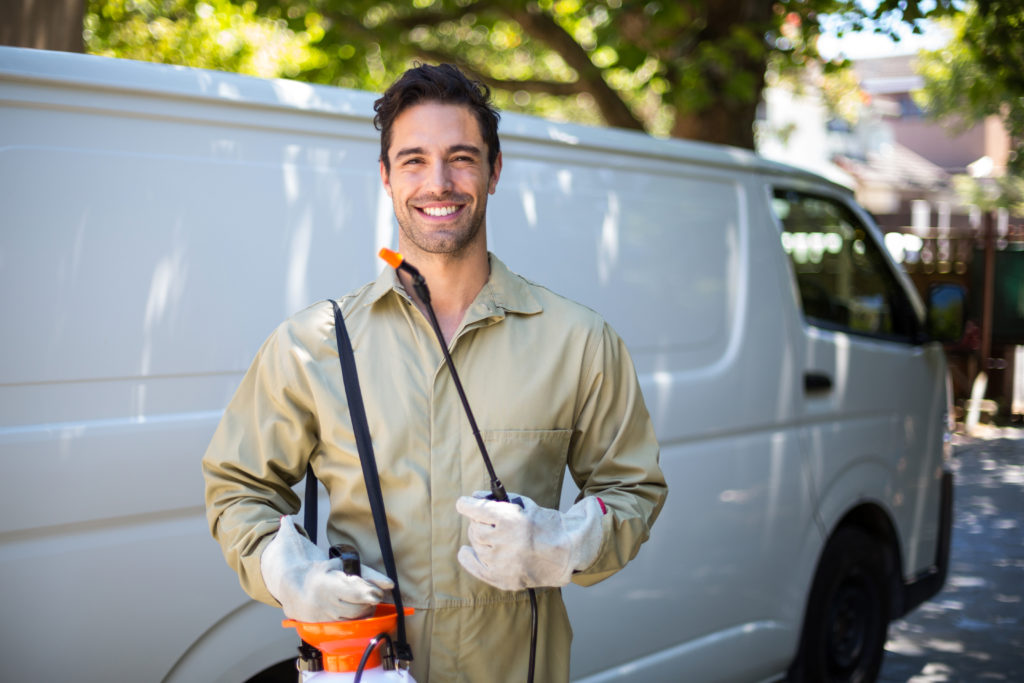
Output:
[455, 492, 606, 590]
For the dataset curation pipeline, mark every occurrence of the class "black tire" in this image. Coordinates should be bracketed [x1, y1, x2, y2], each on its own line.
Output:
[789, 525, 892, 683]
[244, 658, 298, 683]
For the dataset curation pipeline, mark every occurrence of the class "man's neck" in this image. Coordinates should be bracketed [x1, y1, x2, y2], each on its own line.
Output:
[397, 244, 490, 345]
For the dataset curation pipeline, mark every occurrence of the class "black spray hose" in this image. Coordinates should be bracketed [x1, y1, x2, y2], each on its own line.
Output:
[379, 249, 538, 683]
[528, 587, 538, 681]
[354, 633, 393, 683]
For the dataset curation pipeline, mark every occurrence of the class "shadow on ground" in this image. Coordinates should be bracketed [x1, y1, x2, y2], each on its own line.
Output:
[879, 428, 1024, 682]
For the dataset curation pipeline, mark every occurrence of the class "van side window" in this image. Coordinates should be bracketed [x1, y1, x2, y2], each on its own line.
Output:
[771, 189, 917, 340]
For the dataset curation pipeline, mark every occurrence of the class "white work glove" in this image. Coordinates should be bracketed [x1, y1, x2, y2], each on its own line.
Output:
[455, 492, 605, 591]
[260, 516, 393, 622]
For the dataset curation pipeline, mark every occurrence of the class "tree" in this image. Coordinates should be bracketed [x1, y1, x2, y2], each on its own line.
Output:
[914, 1, 1024, 175]
[953, 174, 1024, 217]
[84, 0, 326, 78]
[85, 0, 958, 149]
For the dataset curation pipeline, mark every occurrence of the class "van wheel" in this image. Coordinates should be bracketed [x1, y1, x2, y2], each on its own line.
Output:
[789, 526, 891, 683]
[244, 657, 296, 683]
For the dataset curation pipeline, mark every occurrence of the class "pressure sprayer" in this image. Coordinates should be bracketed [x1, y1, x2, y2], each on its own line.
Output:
[281, 546, 415, 682]
[378, 248, 538, 683]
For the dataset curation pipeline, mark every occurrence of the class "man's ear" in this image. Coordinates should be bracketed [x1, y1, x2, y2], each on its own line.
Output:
[488, 152, 503, 195]
[380, 159, 392, 197]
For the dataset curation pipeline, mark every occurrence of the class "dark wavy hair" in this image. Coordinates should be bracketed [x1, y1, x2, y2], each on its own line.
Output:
[373, 63, 501, 174]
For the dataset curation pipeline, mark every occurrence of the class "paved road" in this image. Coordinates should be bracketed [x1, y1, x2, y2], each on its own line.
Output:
[879, 428, 1024, 682]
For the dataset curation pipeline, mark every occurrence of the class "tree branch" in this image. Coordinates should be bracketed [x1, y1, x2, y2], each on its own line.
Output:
[379, 2, 484, 31]
[500, 5, 646, 131]
[409, 45, 585, 96]
[322, 1, 644, 131]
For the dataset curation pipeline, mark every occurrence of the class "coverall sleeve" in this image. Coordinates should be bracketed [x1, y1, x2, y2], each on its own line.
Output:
[201, 318, 320, 605]
[568, 322, 667, 586]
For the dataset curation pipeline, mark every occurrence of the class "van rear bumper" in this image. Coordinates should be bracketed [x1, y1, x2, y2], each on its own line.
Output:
[900, 468, 953, 616]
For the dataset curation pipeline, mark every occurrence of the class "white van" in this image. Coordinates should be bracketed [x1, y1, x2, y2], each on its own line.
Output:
[0, 47, 960, 683]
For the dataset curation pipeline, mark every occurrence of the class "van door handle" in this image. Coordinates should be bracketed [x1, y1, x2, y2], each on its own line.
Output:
[804, 372, 833, 393]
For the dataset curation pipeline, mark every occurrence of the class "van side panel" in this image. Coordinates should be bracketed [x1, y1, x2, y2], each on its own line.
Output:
[0, 52, 389, 681]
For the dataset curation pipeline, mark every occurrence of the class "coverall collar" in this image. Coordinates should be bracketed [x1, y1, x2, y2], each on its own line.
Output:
[367, 252, 543, 321]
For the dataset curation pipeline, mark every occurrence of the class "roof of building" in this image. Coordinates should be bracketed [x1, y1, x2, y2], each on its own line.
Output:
[853, 55, 923, 95]
[834, 141, 952, 193]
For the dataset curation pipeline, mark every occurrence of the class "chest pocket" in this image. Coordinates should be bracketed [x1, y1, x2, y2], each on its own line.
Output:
[477, 428, 573, 509]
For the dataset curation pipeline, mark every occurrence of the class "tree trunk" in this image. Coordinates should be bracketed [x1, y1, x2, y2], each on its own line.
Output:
[670, 0, 771, 150]
[0, 0, 86, 53]
[506, 4, 646, 132]
[671, 71, 765, 150]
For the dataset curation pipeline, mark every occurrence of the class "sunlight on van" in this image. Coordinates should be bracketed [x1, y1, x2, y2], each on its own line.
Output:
[519, 184, 538, 228]
[286, 218, 313, 315]
[546, 126, 579, 146]
[375, 186, 396, 254]
[597, 192, 620, 284]
[557, 168, 573, 194]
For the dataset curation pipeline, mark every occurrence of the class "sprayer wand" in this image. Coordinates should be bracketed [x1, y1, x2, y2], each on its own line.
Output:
[378, 248, 513, 504]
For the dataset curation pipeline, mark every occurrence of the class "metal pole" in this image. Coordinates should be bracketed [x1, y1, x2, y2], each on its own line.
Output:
[981, 209, 995, 369]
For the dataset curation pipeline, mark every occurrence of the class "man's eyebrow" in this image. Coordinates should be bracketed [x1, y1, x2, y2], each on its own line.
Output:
[448, 144, 482, 156]
[394, 146, 425, 159]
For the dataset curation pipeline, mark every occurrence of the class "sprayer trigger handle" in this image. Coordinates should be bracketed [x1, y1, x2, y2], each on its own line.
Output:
[329, 544, 361, 576]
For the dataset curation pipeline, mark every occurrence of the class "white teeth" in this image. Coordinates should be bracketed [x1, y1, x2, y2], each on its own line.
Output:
[421, 205, 459, 217]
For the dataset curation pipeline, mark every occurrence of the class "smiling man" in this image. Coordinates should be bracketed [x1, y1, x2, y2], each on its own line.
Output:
[202, 63, 667, 682]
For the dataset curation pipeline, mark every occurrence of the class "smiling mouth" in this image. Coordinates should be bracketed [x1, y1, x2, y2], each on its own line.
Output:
[419, 205, 463, 217]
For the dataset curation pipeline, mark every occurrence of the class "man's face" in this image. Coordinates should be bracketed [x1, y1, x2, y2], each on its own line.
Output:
[381, 102, 501, 258]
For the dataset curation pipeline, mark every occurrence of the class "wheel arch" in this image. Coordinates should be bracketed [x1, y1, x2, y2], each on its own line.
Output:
[162, 600, 298, 683]
[811, 455, 906, 619]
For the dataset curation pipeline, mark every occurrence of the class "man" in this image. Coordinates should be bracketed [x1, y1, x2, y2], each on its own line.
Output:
[202, 63, 667, 682]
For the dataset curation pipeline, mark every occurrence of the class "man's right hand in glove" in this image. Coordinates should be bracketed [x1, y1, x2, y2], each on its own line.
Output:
[260, 516, 393, 622]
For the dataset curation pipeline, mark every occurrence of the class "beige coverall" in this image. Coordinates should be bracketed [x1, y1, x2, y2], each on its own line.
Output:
[203, 254, 667, 682]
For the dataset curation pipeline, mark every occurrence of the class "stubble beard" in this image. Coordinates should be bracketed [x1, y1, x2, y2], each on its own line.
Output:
[396, 194, 487, 257]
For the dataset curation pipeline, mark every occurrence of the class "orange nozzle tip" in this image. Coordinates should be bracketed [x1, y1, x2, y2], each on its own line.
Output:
[378, 247, 404, 269]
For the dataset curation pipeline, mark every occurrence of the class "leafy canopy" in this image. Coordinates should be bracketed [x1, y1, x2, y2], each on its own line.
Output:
[84, 0, 327, 77]
[914, 0, 1024, 176]
[85, 0, 958, 148]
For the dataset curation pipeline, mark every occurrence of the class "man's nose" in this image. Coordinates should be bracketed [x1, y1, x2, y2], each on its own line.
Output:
[426, 161, 453, 193]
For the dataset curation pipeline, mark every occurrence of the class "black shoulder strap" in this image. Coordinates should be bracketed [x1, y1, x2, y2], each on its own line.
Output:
[304, 465, 318, 545]
[312, 298, 412, 665]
